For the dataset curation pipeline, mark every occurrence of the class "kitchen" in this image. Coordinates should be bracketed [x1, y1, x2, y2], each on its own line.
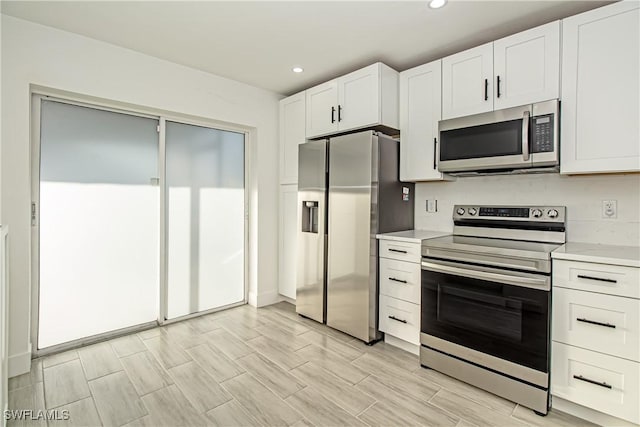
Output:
[3, 0, 638, 423]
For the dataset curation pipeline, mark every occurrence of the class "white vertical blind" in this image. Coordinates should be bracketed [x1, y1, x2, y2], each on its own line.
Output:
[38, 100, 160, 348]
[165, 121, 245, 319]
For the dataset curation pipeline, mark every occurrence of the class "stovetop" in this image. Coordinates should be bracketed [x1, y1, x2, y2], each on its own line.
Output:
[421, 205, 567, 274]
[422, 235, 563, 260]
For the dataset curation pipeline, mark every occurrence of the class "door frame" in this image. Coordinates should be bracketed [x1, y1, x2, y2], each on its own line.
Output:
[30, 90, 251, 356]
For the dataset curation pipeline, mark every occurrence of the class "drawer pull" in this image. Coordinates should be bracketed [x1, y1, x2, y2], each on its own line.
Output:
[388, 315, 407, 324]
[573, 375, 612, 389]
[388, 249, 408, 254]
[577, 274, 617, 284]
[389, 277, 408, 284]
[576, 318, 616, 329]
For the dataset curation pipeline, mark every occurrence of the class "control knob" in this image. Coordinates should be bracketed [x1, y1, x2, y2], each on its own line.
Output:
[468, 208, 477, 216]
[456, 208, 465, 215]
[532, 209, 543, 218]
[547, 209, 559, 218]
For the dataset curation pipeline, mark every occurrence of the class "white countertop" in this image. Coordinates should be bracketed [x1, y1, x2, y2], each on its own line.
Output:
[376, 229, 450, 243]
[552, 242, 640, 268]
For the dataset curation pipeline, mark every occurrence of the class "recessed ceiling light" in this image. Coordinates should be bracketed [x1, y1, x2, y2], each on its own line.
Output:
[428, 0, 447, 9]
[292, 67, 304, 73]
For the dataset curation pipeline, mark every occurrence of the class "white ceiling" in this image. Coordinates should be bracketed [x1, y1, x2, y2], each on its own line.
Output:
[1, 0, 610, 96]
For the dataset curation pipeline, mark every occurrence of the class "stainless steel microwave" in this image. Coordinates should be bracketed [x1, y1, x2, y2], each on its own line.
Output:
[438, 99, 559, 174]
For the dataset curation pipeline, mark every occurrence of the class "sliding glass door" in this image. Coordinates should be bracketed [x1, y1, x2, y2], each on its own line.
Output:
[165, 121, 245, 319]
[38, 100, 160, 348]
[35, 98, 246, 351]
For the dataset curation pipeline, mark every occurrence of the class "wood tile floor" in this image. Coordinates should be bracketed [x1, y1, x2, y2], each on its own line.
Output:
[8, 302, 594, 427]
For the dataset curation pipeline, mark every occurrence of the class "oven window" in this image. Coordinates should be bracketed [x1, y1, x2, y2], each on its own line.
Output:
[437, 284, 523, 342]
[422, 269, 549, 373]
[440, 119, 522, 161]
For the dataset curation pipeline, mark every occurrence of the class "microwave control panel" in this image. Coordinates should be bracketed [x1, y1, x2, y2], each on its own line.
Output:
[530, 114, 554, 153]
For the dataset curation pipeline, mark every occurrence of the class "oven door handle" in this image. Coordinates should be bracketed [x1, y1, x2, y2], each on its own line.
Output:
[422, 261, 549, 290]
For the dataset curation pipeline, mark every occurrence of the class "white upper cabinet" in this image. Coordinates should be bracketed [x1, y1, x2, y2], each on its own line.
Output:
[561, 2, 640, 174]
[337, 65, 380, 131]
[399, 60, 449, 182]
[442, 22, 560, 119]
[493, 21, 560, 110]
[306, 80, 339, 138]
[279, 92, 306, 184]
[306, 63, 399, 139]
[442, 42, 493, 119]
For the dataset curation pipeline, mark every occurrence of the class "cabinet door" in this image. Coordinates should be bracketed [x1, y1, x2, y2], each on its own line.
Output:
[494, 21, 560, 110]
[306, 80, 338, 138]
[337, 63, 379, 131]
[442, 43, 493, 119]
[278, 184, 298, 299]
[561, 2, 640, 174]
[399, 61, 445, 181]
[279, 92, 305, 184]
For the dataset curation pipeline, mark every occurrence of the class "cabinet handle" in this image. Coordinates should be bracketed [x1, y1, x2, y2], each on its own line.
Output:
[388, 315, 407, 324]
[338, 105, 342, 122]
[388, 249, 407, 254]
[577, 274, 617, 284]
[389, 277, 408, 284]
[484, 79, 488, 101]
[573, 375, 612, 389]
[576, 318, 616, 329]
[496, 75, 501, 98]
[433, 138, 438, 170]
[331, 107, 336, 123]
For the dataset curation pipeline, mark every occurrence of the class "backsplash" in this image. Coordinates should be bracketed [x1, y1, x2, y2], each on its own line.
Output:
[414, 173, 640, 246]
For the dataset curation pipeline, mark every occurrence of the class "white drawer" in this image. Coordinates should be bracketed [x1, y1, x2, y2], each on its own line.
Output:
[553, 260, 639, 299]
[378, 295, 420, 345]
[379, 258, 421, 304]
[551, 342, 639, 424]
[553, 287, 640, 362]
[379, 239, 421, 263]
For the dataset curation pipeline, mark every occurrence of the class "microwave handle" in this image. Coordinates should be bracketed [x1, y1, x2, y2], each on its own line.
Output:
[522, 110, 530, 161]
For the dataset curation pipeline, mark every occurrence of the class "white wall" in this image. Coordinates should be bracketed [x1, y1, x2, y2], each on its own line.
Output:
[1, 15, 282, 376]
[415, 173, 640, 246]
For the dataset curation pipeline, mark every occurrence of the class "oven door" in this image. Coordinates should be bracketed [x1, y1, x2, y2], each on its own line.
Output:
[421, 259, 550, 374]
[438, 104, 532, 172]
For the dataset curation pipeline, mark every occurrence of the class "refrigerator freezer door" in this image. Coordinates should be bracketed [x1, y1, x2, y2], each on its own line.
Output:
[327, 131, 377, 342]
[296, 140, 327, 323]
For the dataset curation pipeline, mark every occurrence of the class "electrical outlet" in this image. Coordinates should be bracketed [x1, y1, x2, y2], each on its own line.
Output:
[426, 199, 437, 213]
[602, 200, 617, 219]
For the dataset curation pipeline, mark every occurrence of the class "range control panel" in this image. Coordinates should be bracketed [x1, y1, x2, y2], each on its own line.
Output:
[453, 205, 566, 223]
[531, 114, 554, 153]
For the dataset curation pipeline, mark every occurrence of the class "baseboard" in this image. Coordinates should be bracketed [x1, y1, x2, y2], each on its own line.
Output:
[384, 334, 419, 355]
[551, 395, 639, 427]
[279, 295, 295, 305]
[8, 344, 31, 377]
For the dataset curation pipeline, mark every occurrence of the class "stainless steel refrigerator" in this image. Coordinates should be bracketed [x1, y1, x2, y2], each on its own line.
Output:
[296, 130, 414, 343]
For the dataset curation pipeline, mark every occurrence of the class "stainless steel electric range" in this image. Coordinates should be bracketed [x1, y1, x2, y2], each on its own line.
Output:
[420, 205, 566, 415]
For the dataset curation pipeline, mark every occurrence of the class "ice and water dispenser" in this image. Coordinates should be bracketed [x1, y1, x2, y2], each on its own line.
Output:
[301, 201, 319, 233]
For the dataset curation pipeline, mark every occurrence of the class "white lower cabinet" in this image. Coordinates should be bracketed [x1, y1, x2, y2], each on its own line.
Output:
[379, 239, 421, 264]
[552, 255, 640, 424]
[378, 237, 422, 350]
[379, 295, 420, 345]
[552, 342, 639, 424]
[552, 287, 639, 362]
[379, 258, 421, 304]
